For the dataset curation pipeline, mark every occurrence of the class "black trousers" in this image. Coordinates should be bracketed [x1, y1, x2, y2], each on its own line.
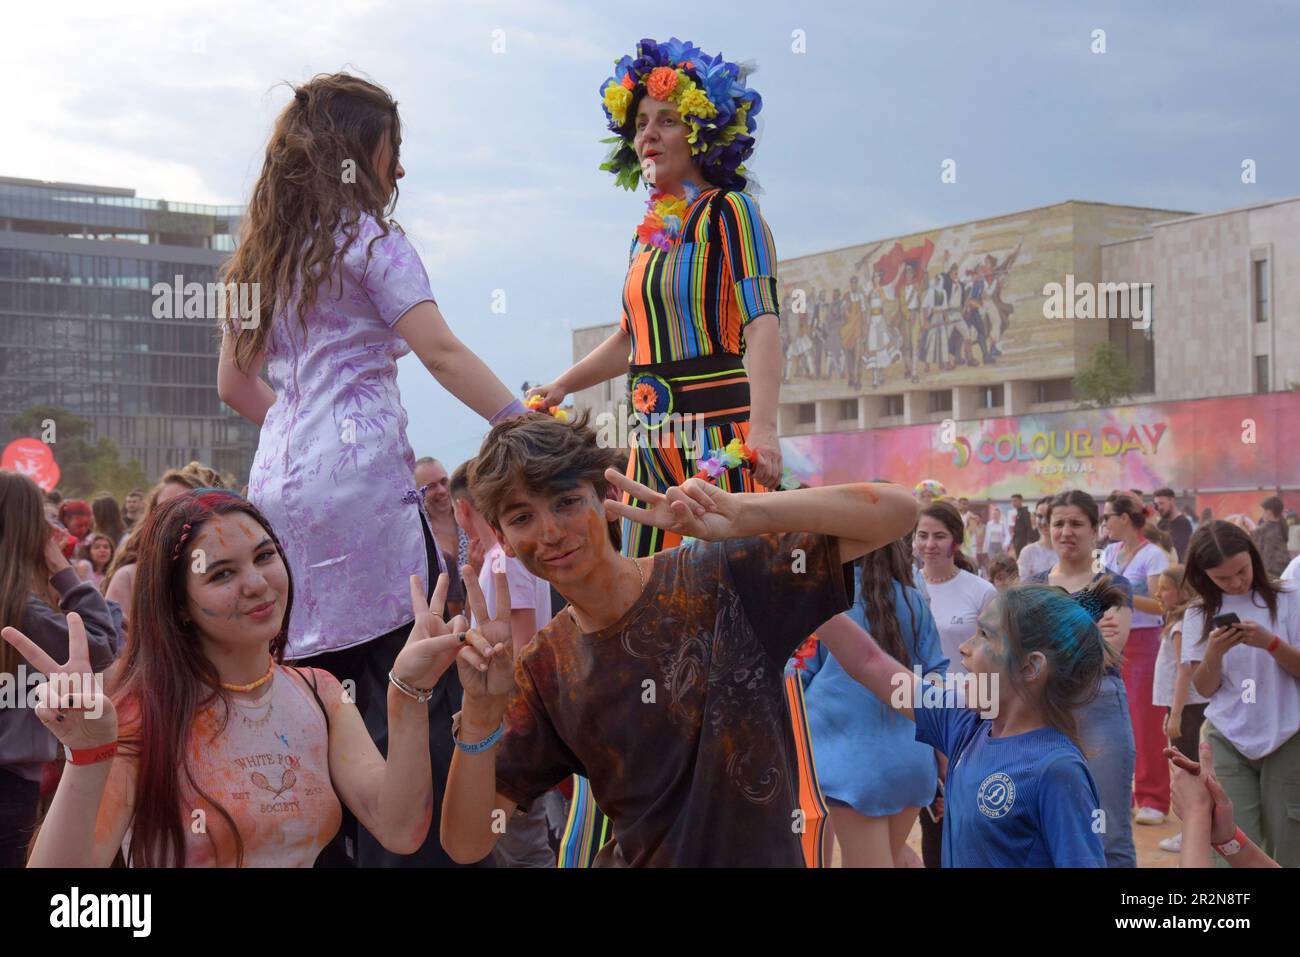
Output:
[0, 769, 40, 868]
[297, 516, 492, 868]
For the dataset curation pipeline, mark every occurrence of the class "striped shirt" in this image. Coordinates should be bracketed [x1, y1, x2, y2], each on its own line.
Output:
[621, 188, 780, 366]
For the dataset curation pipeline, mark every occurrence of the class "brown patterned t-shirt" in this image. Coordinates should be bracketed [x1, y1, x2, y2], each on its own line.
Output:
[494, 531, 850, 867]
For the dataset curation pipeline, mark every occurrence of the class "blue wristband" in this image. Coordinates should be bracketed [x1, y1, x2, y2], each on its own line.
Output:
[454, 720, 505, 754]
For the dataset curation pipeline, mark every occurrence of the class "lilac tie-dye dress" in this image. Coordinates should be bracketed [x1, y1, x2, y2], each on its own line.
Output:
[248, 214, 445, 659]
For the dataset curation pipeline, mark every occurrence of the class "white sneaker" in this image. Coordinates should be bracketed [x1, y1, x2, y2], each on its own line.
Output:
[1158, 832, 1183, 853]
[1135, 806, 1166, 826]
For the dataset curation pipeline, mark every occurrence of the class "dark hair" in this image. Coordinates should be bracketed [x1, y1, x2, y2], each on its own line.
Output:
[1034, 496, 1053, 514]
[112, 489, 294, 866]
[1153, 487, 1176, 500]
[989, 555, 1019, 581]
[1262, 496, 1284, 518]
[993, 585, 1107, 746]
[472, 411, 624, 549]
[1200, 507, 1213, 523]
[917, 500, 977, 573]
[1183, 521, 1282, 645]
[449, 459, 474, 500]
[92, 493, 127, 545]
[1048, 489, 1100, 529]
[854, 537, 918, 670]
[1106, 490, 1146, 531]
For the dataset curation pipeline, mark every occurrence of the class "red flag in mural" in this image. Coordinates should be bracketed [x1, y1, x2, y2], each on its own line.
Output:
[871, 238, 935, 288]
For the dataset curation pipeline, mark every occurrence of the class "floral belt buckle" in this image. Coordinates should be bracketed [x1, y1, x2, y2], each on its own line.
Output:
[630, 372, 674, 431]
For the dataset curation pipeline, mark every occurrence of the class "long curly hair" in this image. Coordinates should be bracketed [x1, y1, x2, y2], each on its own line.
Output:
[222, 72, 403, 370]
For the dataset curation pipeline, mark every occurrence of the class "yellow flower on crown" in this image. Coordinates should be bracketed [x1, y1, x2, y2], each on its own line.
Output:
[676, 83, 717, 121]
[603, 82, 633, 127]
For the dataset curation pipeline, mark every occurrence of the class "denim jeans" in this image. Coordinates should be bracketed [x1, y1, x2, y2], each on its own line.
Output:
[1078, 673, 1137, 867]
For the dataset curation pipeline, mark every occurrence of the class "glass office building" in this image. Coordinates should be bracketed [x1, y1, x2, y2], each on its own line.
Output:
[0, 176, 257, 482]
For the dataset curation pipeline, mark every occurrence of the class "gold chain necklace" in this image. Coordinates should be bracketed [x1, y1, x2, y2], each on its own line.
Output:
[236, 698, 274, 730]
[568, 557, 646, 631]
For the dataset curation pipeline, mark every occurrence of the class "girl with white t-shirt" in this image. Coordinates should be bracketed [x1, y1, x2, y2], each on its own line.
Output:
[1102, 491, 1170, 825]
[1181, 521, 1300, 867]
[913, 500, 997, 867]
[1152, 564, 1209, 854]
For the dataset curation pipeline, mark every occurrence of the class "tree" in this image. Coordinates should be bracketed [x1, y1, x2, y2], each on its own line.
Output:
[1073, 343, 1139, 409]
[8, 405, 148, 500]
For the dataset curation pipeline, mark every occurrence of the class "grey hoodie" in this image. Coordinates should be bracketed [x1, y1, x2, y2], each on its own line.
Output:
[0, 567, 119, 782]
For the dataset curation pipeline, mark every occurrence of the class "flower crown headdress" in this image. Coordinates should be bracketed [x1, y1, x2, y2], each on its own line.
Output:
[599, 37, 761, 192]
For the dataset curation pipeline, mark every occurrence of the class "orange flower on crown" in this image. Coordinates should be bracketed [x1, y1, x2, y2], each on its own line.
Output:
[633, 382, 659, 414]
[645, 66, 680, 101]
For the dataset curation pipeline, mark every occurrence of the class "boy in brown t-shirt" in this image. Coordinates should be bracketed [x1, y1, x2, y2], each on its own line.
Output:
[439, 413, 919, 866]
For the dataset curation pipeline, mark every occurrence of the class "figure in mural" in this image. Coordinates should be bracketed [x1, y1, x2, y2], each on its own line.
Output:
[863, 266, 896, 389]
[963, 266, 994, 366]
[810, 289, 828, 379]
[942, 261, 969, 368]
[825, 289, 847, 380]
[978, 243, 1021, 358]
[921, 269, 951, 374]
[843, 274, 867, 389]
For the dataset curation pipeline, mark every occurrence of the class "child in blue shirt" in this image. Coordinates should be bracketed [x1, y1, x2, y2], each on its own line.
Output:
[820, 583, 1107, 867]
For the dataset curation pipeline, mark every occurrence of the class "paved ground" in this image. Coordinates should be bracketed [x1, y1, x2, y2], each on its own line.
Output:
[828, 810, 1184, 867]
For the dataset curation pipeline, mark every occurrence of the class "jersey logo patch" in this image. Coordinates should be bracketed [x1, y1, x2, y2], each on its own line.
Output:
[977, 772, 1015, 819]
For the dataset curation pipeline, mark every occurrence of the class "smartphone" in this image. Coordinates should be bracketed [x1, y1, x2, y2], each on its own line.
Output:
[1212, 612, 1241, 629]
[924, 777, 945, 824]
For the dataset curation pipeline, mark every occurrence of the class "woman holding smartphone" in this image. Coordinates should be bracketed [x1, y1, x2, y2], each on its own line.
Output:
[1181, 520, 1300, 867]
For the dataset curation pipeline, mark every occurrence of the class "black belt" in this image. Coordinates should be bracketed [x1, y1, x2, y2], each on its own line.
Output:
[628, 355, 750, 427]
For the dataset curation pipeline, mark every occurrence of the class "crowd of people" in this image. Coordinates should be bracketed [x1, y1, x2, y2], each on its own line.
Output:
[1, 47, 1297, 871]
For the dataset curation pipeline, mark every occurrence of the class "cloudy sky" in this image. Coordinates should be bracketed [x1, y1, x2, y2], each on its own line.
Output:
[8, 0, 1299, 466]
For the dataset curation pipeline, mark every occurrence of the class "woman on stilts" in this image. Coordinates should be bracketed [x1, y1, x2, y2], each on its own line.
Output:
[528, 37, 809, 866]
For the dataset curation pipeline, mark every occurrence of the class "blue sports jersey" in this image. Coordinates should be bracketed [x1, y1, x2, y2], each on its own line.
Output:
[915, 703, 1105, 867]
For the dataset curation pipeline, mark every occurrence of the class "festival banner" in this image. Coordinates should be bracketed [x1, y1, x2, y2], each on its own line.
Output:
[782, 393, 1300, 502]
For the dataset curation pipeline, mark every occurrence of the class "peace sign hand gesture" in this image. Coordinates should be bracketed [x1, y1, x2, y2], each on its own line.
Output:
[602, 468, 742, 542]
[455, 562, 514, 703]
[1, 612, 116, 750]
[392, 572, 469, 691]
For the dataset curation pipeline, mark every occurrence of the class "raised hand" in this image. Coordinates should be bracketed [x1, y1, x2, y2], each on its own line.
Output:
[1, 612, 116, 750]
[455, 563, 514, 702]
[44, 525, 72, 575]
[525, 381, 566, 410]
[1166, 743, 1236, 845]
[392, 573, 469, 691]
[602, 468, 741, 542]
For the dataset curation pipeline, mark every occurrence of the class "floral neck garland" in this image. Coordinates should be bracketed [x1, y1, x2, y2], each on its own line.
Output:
[636, 182, 702, 252]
